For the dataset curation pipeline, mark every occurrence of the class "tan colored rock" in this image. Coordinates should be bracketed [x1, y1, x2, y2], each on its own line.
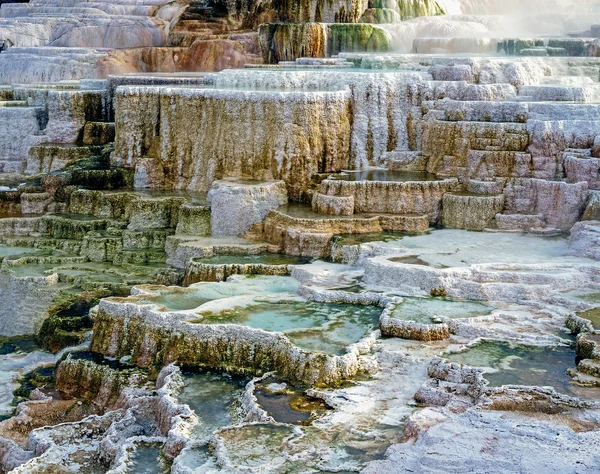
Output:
[319, 178, 461, 223]
[441, 193, 505, 231]
[115, 86, 352, 200]
[312, 192, 354, 216]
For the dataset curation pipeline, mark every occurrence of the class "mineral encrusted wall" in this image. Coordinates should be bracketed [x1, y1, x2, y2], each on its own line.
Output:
[90, 302, 367, 386]
[318, 179, 461, 221]
[258, 23, 393, 63]
[0, 270, 61, 336]
[114, 86, 352, 199]
[208, 69, 426, 168]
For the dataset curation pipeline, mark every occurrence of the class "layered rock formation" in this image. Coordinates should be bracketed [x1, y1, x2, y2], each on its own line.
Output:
[1, 1, 600, 473]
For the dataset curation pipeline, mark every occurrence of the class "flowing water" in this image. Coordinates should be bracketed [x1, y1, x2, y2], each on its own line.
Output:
[0, 338, 57, 419]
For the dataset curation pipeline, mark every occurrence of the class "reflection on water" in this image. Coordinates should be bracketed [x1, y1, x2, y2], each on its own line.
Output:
[445, 341, 600, 400]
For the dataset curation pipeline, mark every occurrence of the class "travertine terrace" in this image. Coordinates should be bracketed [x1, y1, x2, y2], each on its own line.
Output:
[1, 0, 600, 472]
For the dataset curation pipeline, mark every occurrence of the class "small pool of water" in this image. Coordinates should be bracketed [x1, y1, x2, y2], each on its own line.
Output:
[329, 170, 439, 182]
[126, 443, 169, 474]
[137, 291, 213, 311]
[0, 246, 40, 258]
[132, 276, 300, 311]
[445, 341, 600, 399]
[216, 421, 394, 473]
[198, 300, 382, 355]
[333, 231, 416, 246]
[254, 377, 330, 425]
[178, 371, 248, 441]
[193, 254, 313, 266]
[391, 297, 495, 324]
[60, 269, 125, 283]
[172, 445, 211, 471]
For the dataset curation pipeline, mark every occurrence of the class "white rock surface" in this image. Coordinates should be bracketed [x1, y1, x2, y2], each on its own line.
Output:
[362, 409, 600, 474]
[207, 180, 288, 236]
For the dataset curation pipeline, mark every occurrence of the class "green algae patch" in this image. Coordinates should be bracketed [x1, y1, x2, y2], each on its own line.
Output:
[396, 0, 445, 20]
[38, 290, 108, 353]
[259, 23, 392, 63]
[13, 364, 56, 404]
[328, 24, 392, 54]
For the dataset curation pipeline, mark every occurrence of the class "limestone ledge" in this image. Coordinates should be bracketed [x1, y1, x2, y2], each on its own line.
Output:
[568, 220, 600, 260]
[262, 209, 429, 258]
[239, 372, 278, 424]
[165, 235, 279, 269]
[295, 284, 455, 342]
[207, 179, 288, 236]
[312, 192, 354, 216]
[576, 332, 600, 361]
[416, 357, 600, 413]
[441, 193, 505, 231]
[90, 295, 379, 387]
[318, 178, 461, 222]
[363, 255, 600, 302]
[114, 85, 352, 200]
[365, 406, 600, 474]
[0, 359, 195, 473]
[380, 306, 450, 341]
[184, 260, 293, 285]
[206, 68, 427, 169]
[565, 313, 596, 335]
[0, 268, 61, 336]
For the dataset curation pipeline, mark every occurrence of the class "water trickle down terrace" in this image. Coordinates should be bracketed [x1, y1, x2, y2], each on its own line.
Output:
[2, 1, 600, 472]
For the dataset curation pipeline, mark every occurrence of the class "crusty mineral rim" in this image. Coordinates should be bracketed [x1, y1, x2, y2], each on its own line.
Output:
[91, 296, 381, 387]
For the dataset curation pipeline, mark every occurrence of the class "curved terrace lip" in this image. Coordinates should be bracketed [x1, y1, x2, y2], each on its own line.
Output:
[98, 288, 383, 357]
